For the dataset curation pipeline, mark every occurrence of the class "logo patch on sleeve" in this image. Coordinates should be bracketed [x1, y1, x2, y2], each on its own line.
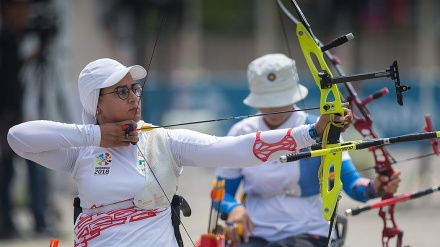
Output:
[94, 152, 112, 176]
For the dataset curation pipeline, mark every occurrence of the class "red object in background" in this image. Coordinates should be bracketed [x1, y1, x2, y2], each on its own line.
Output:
[49, 238, 60, 247]
[423, 115, 439, 156]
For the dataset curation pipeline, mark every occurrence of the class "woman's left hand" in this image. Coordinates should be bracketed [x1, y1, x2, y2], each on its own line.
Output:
[315, 108, 353, 138]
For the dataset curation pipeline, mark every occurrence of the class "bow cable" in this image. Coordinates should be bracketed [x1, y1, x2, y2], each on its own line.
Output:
[125, 0, 196, 245]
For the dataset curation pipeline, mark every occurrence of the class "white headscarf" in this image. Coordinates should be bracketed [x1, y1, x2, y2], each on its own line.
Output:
[78, 58, 147, 124]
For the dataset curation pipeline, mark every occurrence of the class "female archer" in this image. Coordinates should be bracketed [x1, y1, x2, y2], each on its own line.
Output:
[7, 58, 353, 247]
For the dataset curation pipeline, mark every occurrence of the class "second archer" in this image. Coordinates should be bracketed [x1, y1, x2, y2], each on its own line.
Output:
[216, 54, 401, 247]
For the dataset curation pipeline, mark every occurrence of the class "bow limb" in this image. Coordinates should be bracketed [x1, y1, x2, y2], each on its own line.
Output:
[277, 6, 435, 245]
[282, 3, 403, 244]
[296, 23, 344, 222]
[126, 2, 197, 246]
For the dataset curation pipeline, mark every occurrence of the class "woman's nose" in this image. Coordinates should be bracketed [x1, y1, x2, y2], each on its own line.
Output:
[128, 91, 139, 102]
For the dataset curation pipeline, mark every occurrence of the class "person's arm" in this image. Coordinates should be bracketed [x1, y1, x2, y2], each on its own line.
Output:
[213, 176, 242, 215]
[168, 108, 353, 167]
[341, 159, 400, 202]
[8, 119, 141, 172]
[7, 120, 100, 172]
[340, 159, 372, 202]
[216, 175, 253, 244]
[168, 107, 355, 168]
[168, 124, 317, 168]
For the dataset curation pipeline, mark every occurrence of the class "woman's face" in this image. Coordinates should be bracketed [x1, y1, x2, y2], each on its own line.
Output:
[97, 73, 142, 124]
[258, 105, 294, 130]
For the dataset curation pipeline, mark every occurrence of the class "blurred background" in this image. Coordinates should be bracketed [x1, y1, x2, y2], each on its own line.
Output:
[0, 0, 439, 246]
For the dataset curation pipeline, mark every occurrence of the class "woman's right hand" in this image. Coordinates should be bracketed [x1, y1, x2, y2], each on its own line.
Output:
[99, 120, 139, 148]
[224, 205, 253, 245]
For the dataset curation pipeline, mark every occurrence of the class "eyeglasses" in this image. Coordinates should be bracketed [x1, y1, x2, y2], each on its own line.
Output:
[99, 83, 143, 100]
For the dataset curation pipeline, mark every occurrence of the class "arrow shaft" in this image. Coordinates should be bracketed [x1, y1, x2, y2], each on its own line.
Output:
[280, 131, 440, 162]
[346, 185, 440, 216]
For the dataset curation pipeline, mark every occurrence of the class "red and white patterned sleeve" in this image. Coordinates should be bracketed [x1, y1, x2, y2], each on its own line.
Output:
[167, 124, 316, 168]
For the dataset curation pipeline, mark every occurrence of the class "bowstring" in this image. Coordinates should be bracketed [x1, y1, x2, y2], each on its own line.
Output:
[129, 3, 320, 245]
[128, 0, 196, 246]
[276, 0, 307, 112]
[276, 0, 347, 107]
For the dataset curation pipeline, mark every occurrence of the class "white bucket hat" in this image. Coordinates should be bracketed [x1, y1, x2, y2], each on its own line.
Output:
[243, 53, 308, 108]
[78, 58, 147, 124]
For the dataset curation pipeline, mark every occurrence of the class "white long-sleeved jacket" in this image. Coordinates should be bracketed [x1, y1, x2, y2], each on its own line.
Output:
[8, 120, 316, 247]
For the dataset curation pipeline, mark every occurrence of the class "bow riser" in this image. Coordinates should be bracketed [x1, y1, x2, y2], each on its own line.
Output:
[296, 22, 344, 221]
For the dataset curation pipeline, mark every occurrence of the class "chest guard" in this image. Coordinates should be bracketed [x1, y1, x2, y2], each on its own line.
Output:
[134, 127, 181, 210]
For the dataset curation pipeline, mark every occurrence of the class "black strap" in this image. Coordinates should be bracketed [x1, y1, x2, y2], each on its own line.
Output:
[171, 195, 183, 247]
[171, 195, 192, 247]
[73, 195, 82, 224]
